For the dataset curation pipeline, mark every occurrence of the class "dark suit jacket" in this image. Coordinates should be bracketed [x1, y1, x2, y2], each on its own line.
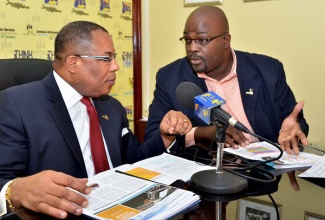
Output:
[0, 72, 166, 189]
[144, 51, 308, 151]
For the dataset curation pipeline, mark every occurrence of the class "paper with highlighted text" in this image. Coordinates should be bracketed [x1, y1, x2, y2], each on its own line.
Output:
[83, 169, 200, 220]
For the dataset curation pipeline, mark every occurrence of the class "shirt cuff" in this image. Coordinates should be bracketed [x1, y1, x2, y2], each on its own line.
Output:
[185, 127, 197, 147]
[0, 180, 13, 217]
[166, 139, 176, 153]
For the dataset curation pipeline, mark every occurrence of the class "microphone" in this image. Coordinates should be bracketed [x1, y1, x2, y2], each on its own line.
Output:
[176, 82, 250, 133]
[176, 82, 248, 195]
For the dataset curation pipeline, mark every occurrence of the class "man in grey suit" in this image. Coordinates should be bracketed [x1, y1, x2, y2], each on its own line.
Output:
[0, 21, 192, 218]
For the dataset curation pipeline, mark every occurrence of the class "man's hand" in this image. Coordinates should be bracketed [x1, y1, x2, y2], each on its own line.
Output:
[278, 101, 308, 155]
[10, 171, 91, 219]
[160, 110, 192, 147]
[286, 170, 300, 192]
[225, 126, 249, 148]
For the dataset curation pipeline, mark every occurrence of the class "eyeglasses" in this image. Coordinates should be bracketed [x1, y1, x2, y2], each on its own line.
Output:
[179, 33, 228, 46]
[74, 53, 117, 63]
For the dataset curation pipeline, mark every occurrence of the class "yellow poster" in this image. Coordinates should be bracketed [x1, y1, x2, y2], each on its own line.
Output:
[0, 0, 134, 128]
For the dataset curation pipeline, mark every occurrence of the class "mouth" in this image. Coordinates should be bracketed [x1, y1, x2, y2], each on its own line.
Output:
[188, 55, 203, 65]
[107, 77, 116, 86]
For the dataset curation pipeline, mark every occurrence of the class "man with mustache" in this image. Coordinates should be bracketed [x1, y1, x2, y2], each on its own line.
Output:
[145, 5, 308, 190]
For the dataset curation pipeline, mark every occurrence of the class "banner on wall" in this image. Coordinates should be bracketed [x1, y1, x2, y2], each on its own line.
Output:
[0, 0, 135, 127]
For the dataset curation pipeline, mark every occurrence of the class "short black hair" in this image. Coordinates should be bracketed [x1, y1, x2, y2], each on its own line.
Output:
[54, 21, 108, 58]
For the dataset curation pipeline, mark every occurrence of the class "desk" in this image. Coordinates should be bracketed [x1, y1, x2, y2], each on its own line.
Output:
[1, 152, 322, 220]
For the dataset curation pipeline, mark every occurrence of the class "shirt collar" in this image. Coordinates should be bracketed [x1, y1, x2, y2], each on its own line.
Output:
[53, 71, 83, 109]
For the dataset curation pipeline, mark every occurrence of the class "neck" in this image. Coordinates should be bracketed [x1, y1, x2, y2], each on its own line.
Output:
[206, 52, 233, 81]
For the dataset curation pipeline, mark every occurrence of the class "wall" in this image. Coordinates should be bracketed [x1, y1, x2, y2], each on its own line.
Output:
[142, 0, 325, 219]
[0, 0, 135, 128]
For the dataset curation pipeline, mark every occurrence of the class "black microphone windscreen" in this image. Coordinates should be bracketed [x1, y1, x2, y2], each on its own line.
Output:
[176, 82, 203, 108]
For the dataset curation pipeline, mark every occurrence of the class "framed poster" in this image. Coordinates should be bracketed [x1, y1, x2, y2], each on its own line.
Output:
[237, 198, 282, 220]
[184, 0, 223, 6]
[305, 212, 325, 220]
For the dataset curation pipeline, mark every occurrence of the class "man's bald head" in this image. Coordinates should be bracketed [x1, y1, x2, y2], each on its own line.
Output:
[186, 5, 229, 34]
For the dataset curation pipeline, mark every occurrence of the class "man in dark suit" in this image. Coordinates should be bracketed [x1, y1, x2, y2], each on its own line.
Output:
[0, 21, 192, 218]
[145, 6, 308, 162]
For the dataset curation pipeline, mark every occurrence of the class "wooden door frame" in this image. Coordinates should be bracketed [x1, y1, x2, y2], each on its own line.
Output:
[132, 0, 145, 141]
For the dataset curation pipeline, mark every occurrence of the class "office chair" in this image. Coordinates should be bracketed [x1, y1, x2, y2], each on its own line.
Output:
[0, 58, 52, 91]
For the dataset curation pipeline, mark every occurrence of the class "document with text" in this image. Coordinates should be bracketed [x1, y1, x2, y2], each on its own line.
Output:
[115, 153, 216, 185]
[224, 141, 322, 169]
[298, 155, 325, 178]
[82, 169, 200, 220]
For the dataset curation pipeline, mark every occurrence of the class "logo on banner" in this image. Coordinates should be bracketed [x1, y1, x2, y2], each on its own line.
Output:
[121, 2, 132, 21]
[124, 106, 133, 118]
[122, 2, 131, 14]
[122, 52, 132, 68]
[44, 0, 58, 5]
[74, 0, 86, 9]
[5, 0, 29, 9]
[42, 0, 61, 12]
[100, 0, 110, 12]
[14, 50, 33, 59]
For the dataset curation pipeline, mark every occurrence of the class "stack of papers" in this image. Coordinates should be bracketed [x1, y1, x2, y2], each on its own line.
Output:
[224, 142, 322, 169]
[83, 168, 200, 220]
[80, 153, 218, 219]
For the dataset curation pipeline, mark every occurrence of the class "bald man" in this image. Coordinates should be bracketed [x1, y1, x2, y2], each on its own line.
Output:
[145, 5, 308, 161]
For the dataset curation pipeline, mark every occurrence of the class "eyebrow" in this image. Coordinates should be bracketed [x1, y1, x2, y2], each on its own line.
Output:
[182, 31, 209, 36]
[104, 51, 115, 55]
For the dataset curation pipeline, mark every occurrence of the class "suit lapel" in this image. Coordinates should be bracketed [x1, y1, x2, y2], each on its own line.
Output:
[43, 73, 87, 175]
[182, 63, 208, 93]
[93, 97, 123, 167]
[237, 56, 260, 131]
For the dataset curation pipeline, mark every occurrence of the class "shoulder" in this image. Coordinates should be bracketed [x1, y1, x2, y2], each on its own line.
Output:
[156, 57, 192, 75]
[95, 95, 125, 111]
[235, 50, 282, 66]
[0, 80, 44, 100]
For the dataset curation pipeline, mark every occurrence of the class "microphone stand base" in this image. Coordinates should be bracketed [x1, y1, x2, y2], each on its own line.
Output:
[191, 170, 248, 194]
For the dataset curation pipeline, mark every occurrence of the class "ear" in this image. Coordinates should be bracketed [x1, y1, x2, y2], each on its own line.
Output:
[223, 34, 231, 49]
[65, 55, 78, 73]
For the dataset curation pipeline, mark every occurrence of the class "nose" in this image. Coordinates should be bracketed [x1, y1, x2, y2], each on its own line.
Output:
[187, 40, 199, 53]
[110, 59, 119, 72]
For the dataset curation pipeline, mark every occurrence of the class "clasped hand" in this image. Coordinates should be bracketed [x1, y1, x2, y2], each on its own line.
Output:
[159, 110, 192, 147]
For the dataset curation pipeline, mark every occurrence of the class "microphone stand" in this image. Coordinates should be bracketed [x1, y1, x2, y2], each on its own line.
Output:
[191, 122, 249, 220]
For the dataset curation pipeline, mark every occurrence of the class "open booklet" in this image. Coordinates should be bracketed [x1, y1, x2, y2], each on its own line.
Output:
[297, 155, 325, 188]
[224, 141, 322, 169]
[115, 153, 216, 185]
[82, 168, 200, 220]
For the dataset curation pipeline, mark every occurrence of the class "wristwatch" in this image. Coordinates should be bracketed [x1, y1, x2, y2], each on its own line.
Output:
[5, 178, 19, 212]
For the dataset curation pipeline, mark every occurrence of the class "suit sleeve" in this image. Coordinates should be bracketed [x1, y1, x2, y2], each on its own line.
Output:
[143, 68, 185, 152]
[0, 91, 29, 189]
[273, 61, 309, 136]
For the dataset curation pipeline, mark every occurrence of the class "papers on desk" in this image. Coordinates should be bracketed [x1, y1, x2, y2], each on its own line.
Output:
[298, 155, 325, 178]
[80, 153, 217, 219]
[116, 153, 215, 185]
[82, 168, 200, 220]
[224, 141, 322, 169]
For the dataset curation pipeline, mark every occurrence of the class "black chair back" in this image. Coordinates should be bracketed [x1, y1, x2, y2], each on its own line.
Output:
[0, 58, 52, 91]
